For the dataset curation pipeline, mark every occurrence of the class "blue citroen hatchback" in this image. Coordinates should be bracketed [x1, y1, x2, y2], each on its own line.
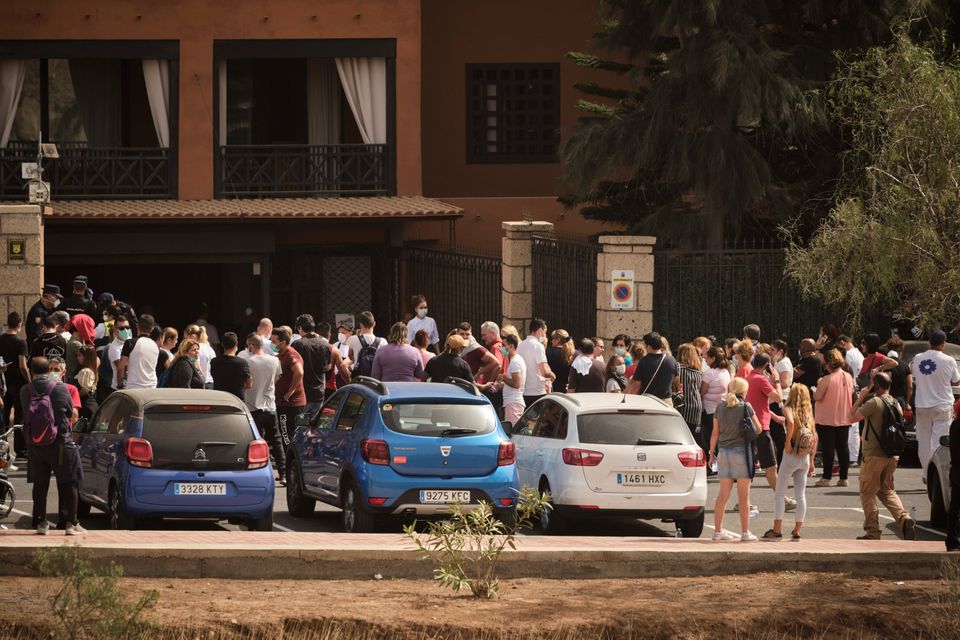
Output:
[74, 389, 274, 530]
[285, 377, 519, 532]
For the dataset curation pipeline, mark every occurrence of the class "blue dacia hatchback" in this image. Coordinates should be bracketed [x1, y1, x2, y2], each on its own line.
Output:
[285, 377, 519, 532]
[74, 389, 274, 531]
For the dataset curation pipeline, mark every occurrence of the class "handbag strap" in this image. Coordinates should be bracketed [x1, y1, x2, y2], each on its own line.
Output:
[642, 354, 666, 396]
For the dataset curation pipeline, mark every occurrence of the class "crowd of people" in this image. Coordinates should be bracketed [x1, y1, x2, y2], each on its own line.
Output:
[3, 276, 960, 547]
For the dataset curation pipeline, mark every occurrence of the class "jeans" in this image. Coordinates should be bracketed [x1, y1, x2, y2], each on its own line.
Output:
[816, 424, 850, 480]
[252, 410, 285, 477]
[916, 405, 953, 475]
[859, 455, 908, 537]
[28, 444, 80, 527]
[774, 451, 809, 522]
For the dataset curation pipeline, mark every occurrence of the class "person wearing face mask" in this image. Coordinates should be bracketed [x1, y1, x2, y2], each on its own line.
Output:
[168, 339, 204, 389]
[456, 322, 500, 383]
[27, 284, 63, 342]
[47, 357, 81, 427]
[499, 333, 526, 425]
[517, 318, 555, 405]
[108, 318, 132, 391]
[422, 334, 473, 383]
[406, 294, 440, 355]
[567, 339, 606, 393]
[546, 329, 574, 393]
[612, 334, 632, 366]
[606, 355, 628, 393]
[30, 315, 69, 368]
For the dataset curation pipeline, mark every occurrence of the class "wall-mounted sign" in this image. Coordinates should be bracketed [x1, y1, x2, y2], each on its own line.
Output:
[8, 238, 25, 261]
[611, 269, 635, 310]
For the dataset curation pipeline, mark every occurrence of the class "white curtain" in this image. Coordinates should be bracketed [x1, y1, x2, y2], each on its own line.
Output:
[0, 60, 27, 148]
[335, 57, 386, 145]
[142, 59, 170, 148]
[307, 58, 341, 146]
[218, 61, 227, 146]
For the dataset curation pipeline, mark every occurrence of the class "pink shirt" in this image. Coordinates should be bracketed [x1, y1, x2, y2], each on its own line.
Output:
[745, 370, 774, 430]
[814, 369, 854, 426]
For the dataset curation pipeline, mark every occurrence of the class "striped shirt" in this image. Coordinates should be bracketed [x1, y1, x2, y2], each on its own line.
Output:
[679, 365, 703, 428]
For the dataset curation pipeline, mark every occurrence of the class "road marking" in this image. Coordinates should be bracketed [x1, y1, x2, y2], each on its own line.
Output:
[272, 522, 295, 532]
[11, 508, 32, 519]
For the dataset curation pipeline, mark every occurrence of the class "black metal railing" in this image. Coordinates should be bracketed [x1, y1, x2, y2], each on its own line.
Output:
[531, 235, 600, 340]
[0, 142, 173, 199]
[218, 144, 388, 197]
[403, 246, 502, 336]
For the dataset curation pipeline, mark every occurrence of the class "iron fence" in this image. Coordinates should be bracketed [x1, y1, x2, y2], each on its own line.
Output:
[218, 144, 388, 197]
[403, 246, 502, 337]
[531, 234, 599, 340]
[653, 248, 888, 347]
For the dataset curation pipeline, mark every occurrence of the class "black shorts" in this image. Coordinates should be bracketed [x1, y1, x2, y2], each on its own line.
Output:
[755, 430, 777, 470]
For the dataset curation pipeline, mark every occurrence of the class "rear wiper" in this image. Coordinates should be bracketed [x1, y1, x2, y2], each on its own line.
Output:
[635, 438, 681, 445]
[197, 441, 236, 447]
[440, 428, 478, 437]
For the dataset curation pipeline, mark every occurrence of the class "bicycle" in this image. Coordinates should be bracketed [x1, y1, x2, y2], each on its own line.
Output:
[0, 424, 21, 521]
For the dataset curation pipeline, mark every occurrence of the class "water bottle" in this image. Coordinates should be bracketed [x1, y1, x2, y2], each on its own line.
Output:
[710, 459, 718, 474]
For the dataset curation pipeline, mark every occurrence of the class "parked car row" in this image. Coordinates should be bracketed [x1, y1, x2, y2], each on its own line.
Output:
[70, 378, 707, 536]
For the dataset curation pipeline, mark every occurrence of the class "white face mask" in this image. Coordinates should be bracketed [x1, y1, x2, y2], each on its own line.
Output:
[338, 332, 349, 344]
[416, 308, 428, 319]
[615, 364, 626, 375]
[52, 298, 60, 308]
[48, 371, 61, 381]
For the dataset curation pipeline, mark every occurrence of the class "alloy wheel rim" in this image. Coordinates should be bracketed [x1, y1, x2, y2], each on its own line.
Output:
[344, 489, 355, 531]
[540, 486, 551, 530]
[109, 490, 119, 529]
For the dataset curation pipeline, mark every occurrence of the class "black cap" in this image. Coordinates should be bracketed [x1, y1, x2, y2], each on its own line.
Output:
[73, 275, 88, 285]
[42, 284, 62, 299]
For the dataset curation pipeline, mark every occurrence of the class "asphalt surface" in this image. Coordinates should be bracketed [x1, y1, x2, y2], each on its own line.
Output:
[0, 457, 946, 542]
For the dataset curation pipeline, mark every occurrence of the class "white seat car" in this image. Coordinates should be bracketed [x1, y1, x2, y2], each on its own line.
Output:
[507, 393, 707, 537]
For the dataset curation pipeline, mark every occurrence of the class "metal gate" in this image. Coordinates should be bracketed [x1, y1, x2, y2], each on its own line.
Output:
[403, 246, 502, 337]
[531, 235, 599, 340]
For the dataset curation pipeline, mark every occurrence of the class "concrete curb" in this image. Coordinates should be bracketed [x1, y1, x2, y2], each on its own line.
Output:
[0, 534, 950, 580]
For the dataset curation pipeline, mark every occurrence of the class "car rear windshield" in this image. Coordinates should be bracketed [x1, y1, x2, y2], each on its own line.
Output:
[577, 412, 695, 446]
[142, 408, 254, 470]
[380, 402, 497, 437]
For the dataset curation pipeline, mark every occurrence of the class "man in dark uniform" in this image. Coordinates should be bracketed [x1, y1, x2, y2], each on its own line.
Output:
[62, 276, 96, 318]
[26, 284, 62, 343]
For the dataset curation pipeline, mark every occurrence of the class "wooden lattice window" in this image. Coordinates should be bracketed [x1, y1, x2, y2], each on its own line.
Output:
[466, 63, 560, 164]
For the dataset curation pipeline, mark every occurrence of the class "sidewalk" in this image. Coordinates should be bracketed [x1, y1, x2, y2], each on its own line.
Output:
[0, 530, 949, 580]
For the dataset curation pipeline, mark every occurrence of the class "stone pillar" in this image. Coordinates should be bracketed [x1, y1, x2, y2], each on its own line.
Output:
[596, 235, 656, 342]
[0, 204, 44, 324]
[501, 220, 554, 333]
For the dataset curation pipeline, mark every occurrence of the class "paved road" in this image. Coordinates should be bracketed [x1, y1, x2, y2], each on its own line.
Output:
[0, 459, 946, 542]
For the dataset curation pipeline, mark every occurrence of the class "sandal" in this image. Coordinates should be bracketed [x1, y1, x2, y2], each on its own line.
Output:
[791, 530, 801, 540]
[761, 529, 782, 540]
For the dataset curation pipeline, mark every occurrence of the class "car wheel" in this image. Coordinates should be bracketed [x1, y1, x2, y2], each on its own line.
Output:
[285, 459, 315, 517]
[677, 512, 705, 538]
[930, 470, 948, 527]
[76, 497, 91, 518]
[537, 481, 566, 534]
[0, 478, 15, 520]
[494, 507, 517, 531]
[108, 484, 136, 530]
[248, 513, 274, 532]
[341, 481, 375, 533]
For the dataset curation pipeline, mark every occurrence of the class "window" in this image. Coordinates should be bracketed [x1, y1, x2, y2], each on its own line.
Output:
[533, 402, 568, 440]
[142, 409, 254, 470]
[311, 391, 346, 429]
[91, 398, 118, 433]
[513, 401, 548, 437]
[335, 393, 366, 431]
[381, 402, 497, 437]
[466, 63, 560, 164]
[577, 412, 695, 446]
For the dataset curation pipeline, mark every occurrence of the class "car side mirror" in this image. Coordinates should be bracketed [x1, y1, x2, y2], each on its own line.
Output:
[941, 435, 951, 447]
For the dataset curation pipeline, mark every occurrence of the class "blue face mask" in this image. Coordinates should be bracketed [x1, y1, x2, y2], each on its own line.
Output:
[500, 346, 509, 358]
[118, 328, 132, 340]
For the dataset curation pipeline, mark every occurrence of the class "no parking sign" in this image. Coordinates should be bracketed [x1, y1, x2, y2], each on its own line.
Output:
[610, 270, 635, 310]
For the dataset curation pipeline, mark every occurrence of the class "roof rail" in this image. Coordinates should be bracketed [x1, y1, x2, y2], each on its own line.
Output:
[353, 376, 388, 395]
[443, 376, 482, 397]
[549, 392, 581, 406]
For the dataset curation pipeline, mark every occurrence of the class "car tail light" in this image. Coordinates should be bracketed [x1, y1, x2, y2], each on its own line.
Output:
[498, 498, 513, 507]
[578, 505, 599, 510]
[125, 438, 152, 468]
[497, 441, 516, 466]
[683, 505, 702, 511]
[368, 497, 388, 506]
[678, 450, 706, 468]
[247, 439, 270, 469]
[361, 439, 390, 465]
[562, 448, 604, 466]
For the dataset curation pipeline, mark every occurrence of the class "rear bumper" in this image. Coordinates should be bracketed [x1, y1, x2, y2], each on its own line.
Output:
[360, 464, 520, 515]
[122, 467, 275, 520]
[551, 476, 708, 514]
[554, 505, 704, 520]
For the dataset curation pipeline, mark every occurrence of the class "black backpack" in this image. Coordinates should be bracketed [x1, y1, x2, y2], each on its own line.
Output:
[352, 335, 382, 378]
[868, 397, 908, 457]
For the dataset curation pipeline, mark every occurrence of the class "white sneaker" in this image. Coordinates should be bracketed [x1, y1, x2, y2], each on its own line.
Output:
[35, 522, 49, 535]
[741, 531, 759, 542]
[712, 529, 737, 541]
[65, 523, 87, 536]
[784, 496, 797, 511]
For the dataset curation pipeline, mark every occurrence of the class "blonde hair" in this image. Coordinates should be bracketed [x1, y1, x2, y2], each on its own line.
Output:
[551, 329, 574, 364]
[174, 338, 200, 363]
[724, 377, 750, 408]
[785, 384, 814, 433]
[692, 336, 711, 352]
[736, 339, 754, 362]
[677, 343, 701, 370]
[824, 348, 845, 371]
[501, 324, 520, 341]
[387, 322, 408, 345]
[757, 342, 773, 356]
[661, 337, 671, 356]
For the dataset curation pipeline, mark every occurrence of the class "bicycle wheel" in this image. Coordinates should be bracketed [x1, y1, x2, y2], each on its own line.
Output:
[0, 478, 15, 520]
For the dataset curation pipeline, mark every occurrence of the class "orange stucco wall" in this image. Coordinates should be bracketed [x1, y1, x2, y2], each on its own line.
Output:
[0, 0, 422, 200]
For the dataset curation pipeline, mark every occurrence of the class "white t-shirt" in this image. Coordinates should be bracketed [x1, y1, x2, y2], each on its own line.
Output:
[406, 316, 440, 347]
[517, 335, 548, 396]
[107, 339, 124, 390]
[244, 353, 282, 412]
[502, 355, 526, 406]
[774, 356, 794, 389]
[198, 343, 217, 384]
[845, 348, 864, 383]
[124, 336, 159, 389]
[701, 367, 731, 415]
[911, 349, 960, 408]
[346, 333, 382, 361]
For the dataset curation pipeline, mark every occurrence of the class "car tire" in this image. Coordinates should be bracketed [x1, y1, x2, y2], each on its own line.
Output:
[930, 470, 948, 527]
[494, 507, 517, 531]
[285, 459, 315, 518]
[76, 497, 91, 518]
[677, 512, 705, 538]
[108, 484, 136, 530]
[341, 481, 376, 533]
[537, 480, 566, 535]
[248, 513, 274, 532]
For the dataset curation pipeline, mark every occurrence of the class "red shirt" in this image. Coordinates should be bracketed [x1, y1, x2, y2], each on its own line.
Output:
[276, 347, 306, 407]
[745, 370, 774, 431]
[66, 382, 81, 426]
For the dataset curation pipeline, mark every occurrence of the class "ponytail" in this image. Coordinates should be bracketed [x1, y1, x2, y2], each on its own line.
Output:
[724, 377, 750, 408]
[724, 392, 740, 408]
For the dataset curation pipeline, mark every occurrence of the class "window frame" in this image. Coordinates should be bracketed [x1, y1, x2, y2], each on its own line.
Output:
[533, 401, 568, 440]
[465, 62, 561, 165]
[335, 393, 366, 431]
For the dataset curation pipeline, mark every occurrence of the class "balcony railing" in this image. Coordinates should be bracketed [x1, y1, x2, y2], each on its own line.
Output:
[0, 142, 173, 200]
[218, 144, 388, 198]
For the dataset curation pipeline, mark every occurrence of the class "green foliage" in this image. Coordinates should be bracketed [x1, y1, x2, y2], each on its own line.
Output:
[32, 545, 159, 640]
[403, 487, 550, 599]
[786, 30, 960, 329]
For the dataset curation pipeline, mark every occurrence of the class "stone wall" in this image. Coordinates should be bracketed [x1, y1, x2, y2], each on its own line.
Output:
[0, 205, 44, 324]
[595, 235, 656, 342]
[501, 220, 554, 333]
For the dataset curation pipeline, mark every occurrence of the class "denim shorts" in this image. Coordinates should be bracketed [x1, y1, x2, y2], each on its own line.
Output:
[718, 446, 751, 479]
